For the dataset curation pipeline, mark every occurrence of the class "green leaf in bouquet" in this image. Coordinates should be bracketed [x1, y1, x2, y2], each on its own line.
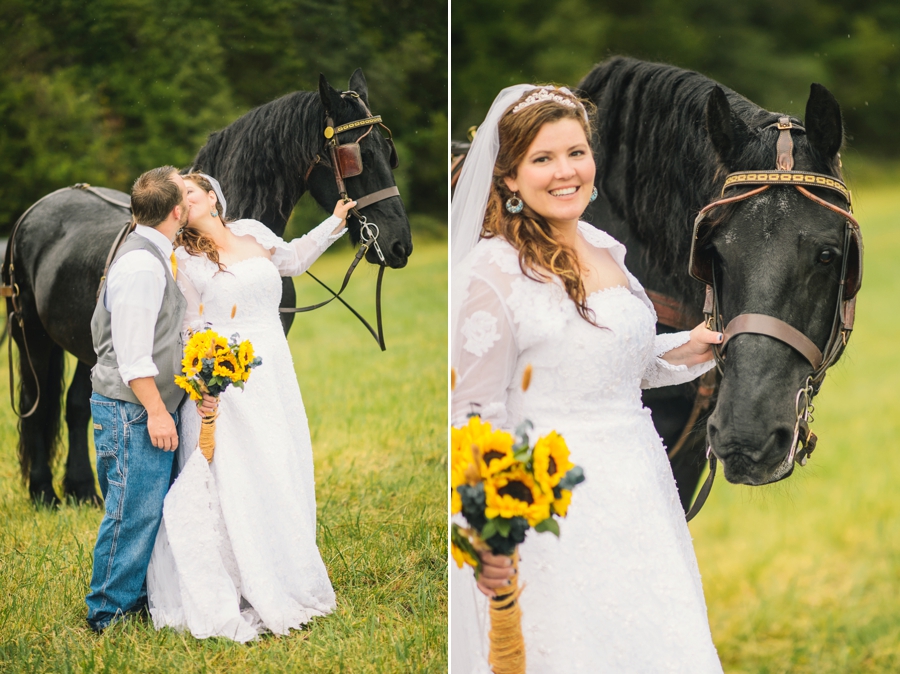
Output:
[481, 518, 500, 540]
[495, 518, 512, 537]
[534, 517, 560, 537]
[232, 380, 244, 390]
[484, 516, 529, 556]
[558, 466, 585, 491]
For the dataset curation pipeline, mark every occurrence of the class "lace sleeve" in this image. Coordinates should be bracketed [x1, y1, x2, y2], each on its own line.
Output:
[641, 331, 716, 389]
[451, 272, 518, 429]
[274, 217, 346, 276]
[227, 217, 346, 277]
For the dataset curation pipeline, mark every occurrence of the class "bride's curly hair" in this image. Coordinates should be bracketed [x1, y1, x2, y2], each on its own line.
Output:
[482, 88, 598, 325]
[175, 172, 228, 272]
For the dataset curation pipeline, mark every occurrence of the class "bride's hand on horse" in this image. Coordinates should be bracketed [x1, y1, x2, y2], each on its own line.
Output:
[197, 394, 218, 417]
[332, 199, 357, 233]
[476, 550, 516, 598]
[660, 323, 724, 368]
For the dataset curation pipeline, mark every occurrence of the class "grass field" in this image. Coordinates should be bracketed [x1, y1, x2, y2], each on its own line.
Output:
[692, 183, 900, 673]
[0, 239, 448, 673]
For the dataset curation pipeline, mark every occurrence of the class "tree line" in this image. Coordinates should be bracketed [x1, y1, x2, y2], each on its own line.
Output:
[0, 0, 447, 235]
[452, 0, 900, 162]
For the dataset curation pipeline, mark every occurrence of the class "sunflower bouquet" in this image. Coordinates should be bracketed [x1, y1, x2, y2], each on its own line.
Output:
[175, 327, 262, 461]
[450, 390, 584, 674]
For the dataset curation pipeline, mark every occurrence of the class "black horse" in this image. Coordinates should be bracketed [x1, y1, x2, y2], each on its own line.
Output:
[4, 69, 411, 505]
[578, 57, 854, 503]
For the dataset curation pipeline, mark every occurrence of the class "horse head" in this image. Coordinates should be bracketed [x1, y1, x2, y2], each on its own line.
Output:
[307, 69, 413, 268]
[698, 83, 859, 485]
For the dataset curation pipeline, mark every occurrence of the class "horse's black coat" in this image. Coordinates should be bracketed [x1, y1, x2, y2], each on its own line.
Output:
[579, 57, 848, 501]
[5, 70, 410, 505]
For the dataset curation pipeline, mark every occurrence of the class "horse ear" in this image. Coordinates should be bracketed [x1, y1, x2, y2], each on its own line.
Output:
[706, 86, 749, 167]
[805, 83, 843, 160]
[318, 74, 342, 116]
[348, 68, 369, 105]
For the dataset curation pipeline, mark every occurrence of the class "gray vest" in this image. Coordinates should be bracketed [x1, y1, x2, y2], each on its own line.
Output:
[91, 232, 187, 413]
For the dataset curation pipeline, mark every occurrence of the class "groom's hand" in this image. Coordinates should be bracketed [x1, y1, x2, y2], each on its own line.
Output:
[129, 377, 179, 451]
[147, 411, 179, 451]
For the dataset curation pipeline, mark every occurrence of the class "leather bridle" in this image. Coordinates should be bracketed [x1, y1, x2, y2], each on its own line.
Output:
[683, 116, 863, 521]
[303, 90, 401, 267]
[287, 91, 407, 351]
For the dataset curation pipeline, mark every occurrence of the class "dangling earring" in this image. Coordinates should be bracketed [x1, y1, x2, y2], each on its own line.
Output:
[210, 209, 219, 218]
[505, 193, 524, 214]
[590, 186, 598, 202]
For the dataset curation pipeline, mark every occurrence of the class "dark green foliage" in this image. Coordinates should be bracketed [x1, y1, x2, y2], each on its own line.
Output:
[484, 516, 528, 556]
[457, 482, 486, 530]
[0, 0, 447, 233]
[557, 466, 585, 492]
[451, 0, 900, 160]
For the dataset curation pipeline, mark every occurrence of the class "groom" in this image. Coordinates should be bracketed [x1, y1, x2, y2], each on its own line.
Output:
[85, 166, 194, 632]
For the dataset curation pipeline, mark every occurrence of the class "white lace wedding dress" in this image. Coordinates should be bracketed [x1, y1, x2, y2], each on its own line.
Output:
[451, 223, 723, 673]
[145, 217, 342, 642]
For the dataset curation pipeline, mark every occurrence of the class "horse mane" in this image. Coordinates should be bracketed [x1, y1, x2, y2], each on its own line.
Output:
[191, 89, 369, 234]
[577, 56, 837, 302]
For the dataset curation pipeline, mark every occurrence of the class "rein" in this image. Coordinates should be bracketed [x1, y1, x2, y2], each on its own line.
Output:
[684, 116, 863, 521]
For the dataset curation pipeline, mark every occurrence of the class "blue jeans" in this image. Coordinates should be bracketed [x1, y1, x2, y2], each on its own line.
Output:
[85, 392, 177, 631]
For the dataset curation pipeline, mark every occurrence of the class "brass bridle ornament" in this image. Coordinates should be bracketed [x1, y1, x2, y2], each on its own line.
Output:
[683, 116, 863, 520]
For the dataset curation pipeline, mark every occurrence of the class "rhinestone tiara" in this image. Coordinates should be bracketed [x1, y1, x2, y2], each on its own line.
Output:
[512, 88, 580, 114]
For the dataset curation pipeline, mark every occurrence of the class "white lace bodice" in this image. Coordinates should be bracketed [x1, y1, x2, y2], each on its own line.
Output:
[174, 216, 345, 333]
[451, 223, 713, 431]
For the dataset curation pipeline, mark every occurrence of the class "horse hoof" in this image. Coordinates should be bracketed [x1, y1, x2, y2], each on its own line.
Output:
[63, 480, 103, 507]
[30, 485, 61, 508]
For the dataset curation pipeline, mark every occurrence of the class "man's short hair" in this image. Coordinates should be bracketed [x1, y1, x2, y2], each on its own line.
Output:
[131, 166, 182, 227]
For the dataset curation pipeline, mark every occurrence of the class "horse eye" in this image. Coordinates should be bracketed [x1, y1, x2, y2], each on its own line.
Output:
[818, 249, 836, 264]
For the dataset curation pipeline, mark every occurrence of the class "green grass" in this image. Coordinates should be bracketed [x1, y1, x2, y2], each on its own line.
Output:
[691, 184, 900, 673]
[0, 240, 448, 673]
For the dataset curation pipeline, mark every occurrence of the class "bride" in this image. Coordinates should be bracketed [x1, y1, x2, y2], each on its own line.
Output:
[451, 86, 724, 672]
[146, 172, 351, 641]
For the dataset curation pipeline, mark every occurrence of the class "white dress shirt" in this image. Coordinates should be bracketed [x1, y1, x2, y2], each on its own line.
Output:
[103, 224, 175, 385]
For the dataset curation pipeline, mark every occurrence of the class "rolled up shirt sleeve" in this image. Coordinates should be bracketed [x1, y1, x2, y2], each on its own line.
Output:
[105, 250, 167, 385]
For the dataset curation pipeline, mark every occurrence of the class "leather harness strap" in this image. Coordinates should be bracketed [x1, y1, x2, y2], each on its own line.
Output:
[354, 186, 400, 210]
[645, 289, 700, 332]
[722, 313, 823, 370]
[775, 116, 798, 171]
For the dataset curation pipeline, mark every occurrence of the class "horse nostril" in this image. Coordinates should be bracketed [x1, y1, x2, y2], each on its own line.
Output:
[392, 241, 409, 259]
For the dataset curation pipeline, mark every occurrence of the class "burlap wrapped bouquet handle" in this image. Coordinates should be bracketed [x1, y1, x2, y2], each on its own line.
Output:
[199, 407, 219, 462]
[489, 550, 525, 674]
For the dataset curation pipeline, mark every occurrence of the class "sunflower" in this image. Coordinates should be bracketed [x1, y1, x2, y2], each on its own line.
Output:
[552, 489, 573, 517]
[532, 431, 575, 493]
[451, 416, 493, 489]
[451, 542, 479, 570]
[213, 351, 243, 382]
[211, 333, 230, 356]
[477, 429, 515, 478]
[174, 375, 202, 402]
[484, 465, 552, 526]
[238, 340, 255, 368]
